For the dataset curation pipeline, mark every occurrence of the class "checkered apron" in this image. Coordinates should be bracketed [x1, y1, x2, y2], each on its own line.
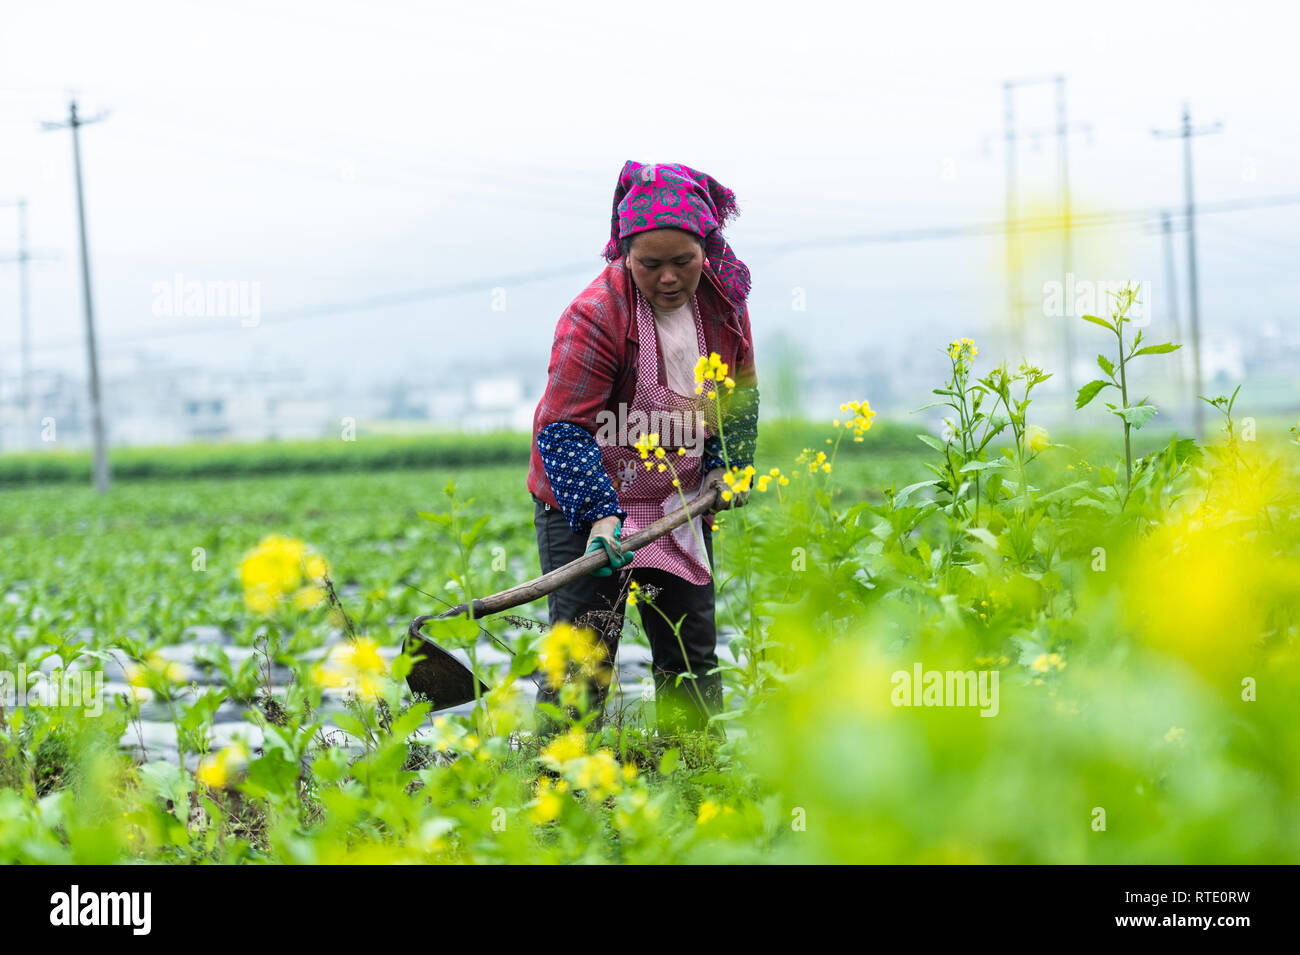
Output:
[598, 285, 718, 584]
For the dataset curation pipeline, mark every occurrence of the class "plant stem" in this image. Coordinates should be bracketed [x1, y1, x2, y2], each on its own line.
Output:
[1116, 321, 1133, 504]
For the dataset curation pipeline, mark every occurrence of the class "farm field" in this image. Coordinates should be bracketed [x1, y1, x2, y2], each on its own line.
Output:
[2, 340, 1298, 864]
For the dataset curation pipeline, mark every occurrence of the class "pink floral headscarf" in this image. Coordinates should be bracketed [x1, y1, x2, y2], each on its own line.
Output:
[601, 160, 752, 311]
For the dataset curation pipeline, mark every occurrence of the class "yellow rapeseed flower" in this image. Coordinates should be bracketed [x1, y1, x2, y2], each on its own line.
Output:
[719, 464, 755, 501]
[244, 587, 280, 615]
[540, 727, 588, 769]
[837, 398, 877, 439]
[633, 431, 661, 460]
[292, 585, 326, 610]
[196, 741, 250, 790]
[573, 749, 623, 800]
[312, 636, 389, 700]
[196, 756, 228, 791]
[1126, 451, 1289, 680]
[238, 534, 330, 614]
[1030, 652, 1066, 673]
[125, 651, 188, 690]
[538, 622, 606, 690]
[529, 777, 564, 824]
[948, 338, 978, 365]
[695, 352, 729, 385]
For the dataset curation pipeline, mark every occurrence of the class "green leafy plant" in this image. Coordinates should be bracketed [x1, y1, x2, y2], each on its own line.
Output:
[1074, 282, 1181, 505]
[3, 324, 1300, 865]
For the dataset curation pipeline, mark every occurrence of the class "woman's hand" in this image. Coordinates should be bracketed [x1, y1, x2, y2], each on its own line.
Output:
[586, 515, 633, 577]
[702, 467, 748, 514]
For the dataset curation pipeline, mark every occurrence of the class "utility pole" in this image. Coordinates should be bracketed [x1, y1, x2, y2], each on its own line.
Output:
[1000, 75, 1090, 401]
[1154, 102, 1221, 441]
[1158, 211, 1186, 408]
[1, 201, 57, 451]
[0, 199, 34, 449]
[16, 200, 31, 448]
[1055, 76, 1075, 398]
[1003, 81, 1019, 358]
[43, 99, 111, 492]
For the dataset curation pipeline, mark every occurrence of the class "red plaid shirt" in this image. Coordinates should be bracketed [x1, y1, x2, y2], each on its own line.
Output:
[528, 255, 758, 531]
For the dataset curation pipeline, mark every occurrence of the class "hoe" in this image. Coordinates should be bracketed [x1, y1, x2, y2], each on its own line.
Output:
[401, 483, 723, 710]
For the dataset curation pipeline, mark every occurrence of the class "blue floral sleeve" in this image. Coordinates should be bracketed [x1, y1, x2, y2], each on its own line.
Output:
[537, 421, 628, 535]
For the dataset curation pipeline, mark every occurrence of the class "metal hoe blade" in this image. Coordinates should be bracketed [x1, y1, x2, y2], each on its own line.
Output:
[403, 612, 491, 709]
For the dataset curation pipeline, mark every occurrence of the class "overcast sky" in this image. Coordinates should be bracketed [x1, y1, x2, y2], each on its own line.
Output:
[1, 0, 1297, 406]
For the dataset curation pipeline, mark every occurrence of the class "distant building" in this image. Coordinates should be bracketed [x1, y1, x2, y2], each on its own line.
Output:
[0, 352, 543, 451]
[1200, 333, 1245, 388]
[0, 353, 343, 450]
[2, 319, 1292, 455]
[464, 376, 531, 432]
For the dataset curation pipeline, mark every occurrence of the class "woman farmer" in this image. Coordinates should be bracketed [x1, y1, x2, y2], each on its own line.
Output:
[526, 160, 759, 738]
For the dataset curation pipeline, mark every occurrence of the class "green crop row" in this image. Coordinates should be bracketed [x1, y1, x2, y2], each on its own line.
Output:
[0, 418, 928, 487]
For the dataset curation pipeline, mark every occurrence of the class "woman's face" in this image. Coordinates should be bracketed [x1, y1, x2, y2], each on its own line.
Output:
[625, 229, 704, 311]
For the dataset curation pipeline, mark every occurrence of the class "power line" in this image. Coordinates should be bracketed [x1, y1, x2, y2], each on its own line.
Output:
[17, 192, 1300, 357]
[1197, 231, 1300, 271]
[25, 260, 604, 353]
[749, 192, 1300, 255]
[1199, 221, 1300, 254]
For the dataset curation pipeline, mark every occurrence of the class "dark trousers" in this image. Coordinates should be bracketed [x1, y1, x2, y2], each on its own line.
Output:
[531, 493, 724, 737]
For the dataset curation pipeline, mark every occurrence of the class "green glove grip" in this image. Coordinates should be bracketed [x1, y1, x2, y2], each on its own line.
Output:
[587, 521, 634, 577]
